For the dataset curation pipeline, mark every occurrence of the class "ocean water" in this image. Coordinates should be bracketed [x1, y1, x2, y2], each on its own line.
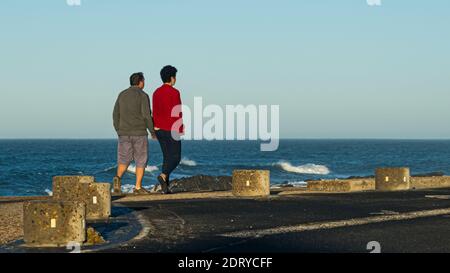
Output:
[1, 139, 450, 196]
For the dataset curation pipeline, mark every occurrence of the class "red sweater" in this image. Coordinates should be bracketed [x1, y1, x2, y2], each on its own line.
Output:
[152, 84, 184, 133]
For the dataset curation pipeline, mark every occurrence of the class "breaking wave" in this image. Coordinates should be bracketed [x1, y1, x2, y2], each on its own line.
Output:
[101, 165, 159, 174]
[271, 181, 307, 189]
[102, 165, 117, 172]
[287, 181, 308, 187]
[120, 184, 154, 194]
[274, 161, 330, 175]
[127, 165, 159, 174]
[180, 158, 197, 167]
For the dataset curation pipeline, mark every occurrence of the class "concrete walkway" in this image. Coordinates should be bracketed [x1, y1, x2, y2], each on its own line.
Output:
[2, 187, 450, 252]
[109, 187, 450, 253]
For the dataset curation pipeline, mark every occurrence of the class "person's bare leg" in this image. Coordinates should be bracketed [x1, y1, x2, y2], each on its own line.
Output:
[135, 167, 145, 190]
[160, 173, 168, 181]
[117, 164, 129, 178]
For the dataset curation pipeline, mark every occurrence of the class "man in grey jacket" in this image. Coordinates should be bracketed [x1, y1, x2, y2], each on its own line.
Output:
[113, 72, 155, 194]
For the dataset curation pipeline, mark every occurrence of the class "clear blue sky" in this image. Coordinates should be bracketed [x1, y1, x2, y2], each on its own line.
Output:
[0, 0, 449, 139]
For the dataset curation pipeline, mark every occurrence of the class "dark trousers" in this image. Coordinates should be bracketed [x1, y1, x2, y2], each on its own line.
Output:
[156, 130, 181, 181]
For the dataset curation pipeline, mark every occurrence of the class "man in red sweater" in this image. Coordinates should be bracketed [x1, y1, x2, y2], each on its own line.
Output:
[152, 65, 184, 194]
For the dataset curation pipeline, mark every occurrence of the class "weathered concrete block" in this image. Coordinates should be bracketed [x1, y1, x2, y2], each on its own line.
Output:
[307, 178, 375, 192]
[375, 167, 410, 191]
[113, 176, 122, 195]
[53, 176, 95, 184]
[411, 176, 450, 189]
[232, 170, 270, 197]
[53, 179, 111, 221]
[23, 201, 86, 247]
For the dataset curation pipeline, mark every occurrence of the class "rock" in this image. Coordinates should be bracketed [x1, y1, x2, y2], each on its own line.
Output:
[85, 227, 106, 245]
[346, 175, 375, 179]
[412, 172, 445, 177]
[279, 184, 294, 188]
[151, 175, 232, 193]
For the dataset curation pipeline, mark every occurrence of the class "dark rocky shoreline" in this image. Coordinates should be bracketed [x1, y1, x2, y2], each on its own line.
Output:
[158, 172, 447, 192]
[151, 175, 232, 193]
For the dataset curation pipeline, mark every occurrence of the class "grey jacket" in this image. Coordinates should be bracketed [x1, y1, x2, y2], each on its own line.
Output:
[113, 86, 155, 136]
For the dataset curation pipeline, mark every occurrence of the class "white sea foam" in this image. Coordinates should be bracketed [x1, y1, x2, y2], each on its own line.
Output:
[288, 181, 308, 186]
[127, 165, 159, 174]
[271, 181, 307, 189]
[120, 184, 154, 194]
[103, 165, 117, 172]
[180, 158, 197, 167]
[45, 189, 53, 196]
[275, 161, 330, 175]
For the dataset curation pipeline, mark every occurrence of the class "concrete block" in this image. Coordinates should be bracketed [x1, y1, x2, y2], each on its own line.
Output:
[411, 176, 450, 189]
[307, 178, 375, 192]
[113, 176, 122, 195]
[53, 179, 111, 221]
[23, 201, 86, 247]
[53, 176, 95, 184]
[375, 167, 410, 191]
[232, 170, 270, 197]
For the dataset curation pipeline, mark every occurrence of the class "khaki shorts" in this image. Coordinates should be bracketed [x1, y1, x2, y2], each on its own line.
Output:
[117, 136, 148, 168]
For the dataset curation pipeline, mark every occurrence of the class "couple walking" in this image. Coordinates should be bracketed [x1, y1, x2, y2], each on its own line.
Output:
[112, 65, 184, 194]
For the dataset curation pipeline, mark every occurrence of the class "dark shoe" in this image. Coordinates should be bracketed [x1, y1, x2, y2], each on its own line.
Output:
[113, 176, 122, 194]
[157, 175, 171, 194]
[133, 187, 150, 195]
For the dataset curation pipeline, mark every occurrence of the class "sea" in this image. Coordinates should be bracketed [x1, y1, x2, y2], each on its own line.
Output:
[1, 139, 449, 196]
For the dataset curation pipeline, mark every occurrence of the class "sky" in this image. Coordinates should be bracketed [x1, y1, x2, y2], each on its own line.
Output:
[0, 0, 449, 139]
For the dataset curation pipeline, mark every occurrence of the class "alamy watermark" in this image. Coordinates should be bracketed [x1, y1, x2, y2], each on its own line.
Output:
[170, 97, 280, 152]
[66, 0, 81, 6]
[66, 241, 81, 253]
[367, 241, 381, 253]
[367, 0, 382, 6]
